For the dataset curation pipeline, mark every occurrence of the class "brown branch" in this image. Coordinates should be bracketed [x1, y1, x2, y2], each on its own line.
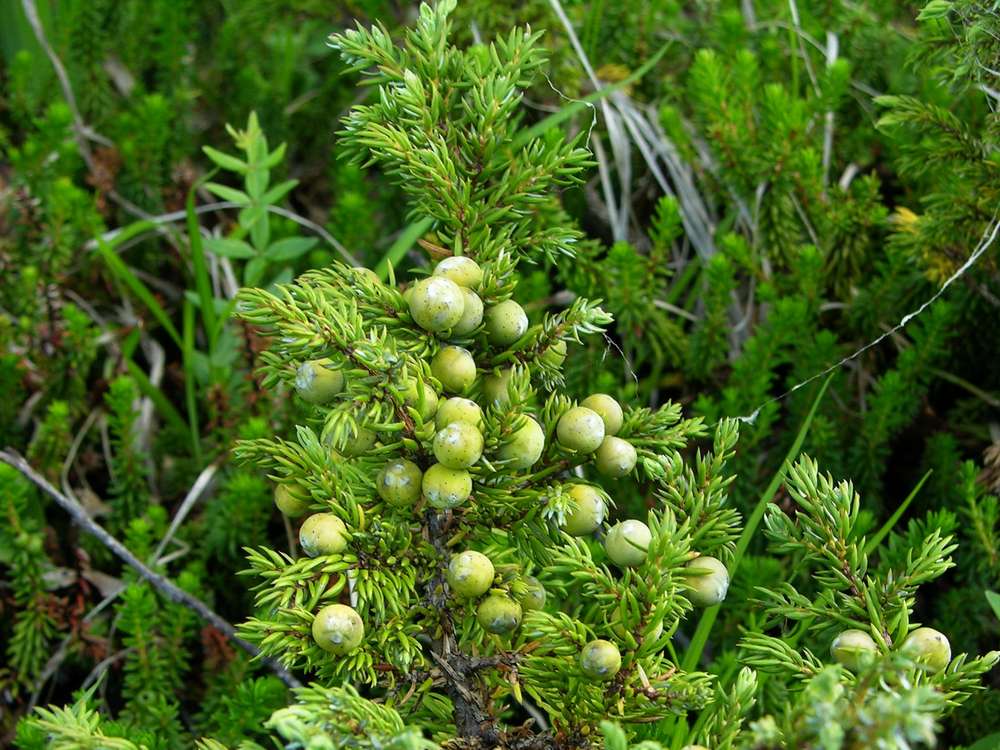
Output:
[0, 449, 302, 689]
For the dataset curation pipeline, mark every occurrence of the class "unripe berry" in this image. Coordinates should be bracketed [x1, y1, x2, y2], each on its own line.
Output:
[342, 427, 378, 456]
[483, 369, 514, 407]
[295, 359, 344, 404]
[431, 346, 477, 394]
[580, 394, 623, 435]
[436, 397, 484, 430]
[605, 520, 651, 568]
[514, 575, 546, 611]
[901, 627, 951, 673]
[594, 436, 637, 477]
[447, 551, 494, 598]
[452, 288, 484, 336]
[299, 513, 349, 557]
[351, 267, 381, 284]
[376, 459, 423, 506]
[402, 380, 439, 421]
[681, 746, 711, 750]
[685, 556, 729, 606]
[540, 339, 567, 368]
[830, 629, 878, 671]
[561, 484, 606, 536]
[498, 416, 545, 470]
[422, 463, 472, 509]
[274, 483, 311, 517]
[434, 256, 483, 289]
[557, 406, 605, 453]
[477, 594, 522, 634]
[484, 300, 528, 347]
[312, 603, 364, 655]
[433, 421, 484, 469]
[580, 639, 622, 681]
[408, 276, 466, 333]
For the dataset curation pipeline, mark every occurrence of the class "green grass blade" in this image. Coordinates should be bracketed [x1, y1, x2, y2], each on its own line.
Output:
[375, 217, 434, 280]
[511, 41, 671, 150]
[182, 300, 202, 465]
[123, 358, 188, 438]
[681, 374, 834, 673]
[187, 181, 219, 353]
[97, 239, 182, 348]
[864, 470, 932, 555]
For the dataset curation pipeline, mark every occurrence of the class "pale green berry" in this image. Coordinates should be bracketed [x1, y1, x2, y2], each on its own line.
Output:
[422, 464, 472, 509]
[594, 436, 637, 477]
[402, 380, 439, 421]
[376, 459, 423, 506]
[452, 288, 484, 336]
[431, 346, 477, 394]
[312, 603, 364, 655]
[433, 421, 484, 469]
[605, 520, 651, 568]
[540, 339, 567, 368]
[901, 627, 951, 673]
[514, 575, 546, 611]
[557, 406, 605, 453]
[484, 300, 528, 347]
[274, 483, 310, 517]
[580, 639, 621, 681]
[435, 397, 483, 430]
[299, 513, 349, 557]
[434, 256, 483, 289]
[609, 608, 663, 642]
[498, 416, 545, 470]
[447, 551, 494, 599]
[561, 484, 606, 536]
[685, 556, 729, 606]
[295, 359, 344, 404]
[831, 629, 878, 671]
[681, 746, 711, 750]
[483, 369, 514, 407]
[342, 427, 378, 456]
[581, 394, 623, 435]
[408, 276, 465, 333]
[477, 594, 522, 634]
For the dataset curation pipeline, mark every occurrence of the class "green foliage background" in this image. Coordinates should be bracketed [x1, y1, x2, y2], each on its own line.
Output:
[1, 0, 999, 747]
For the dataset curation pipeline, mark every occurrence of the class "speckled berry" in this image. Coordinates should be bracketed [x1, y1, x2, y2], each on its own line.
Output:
[477, 594, 522, 634]
[274, 483, 311, 517]
[540, 339, 567, 368]
[434, 256, 483, 289]
[312, 603, 364, 655]
[685, 556, 729, 607]
[299, 513, 349, 557]
[594, 436, 637, 477]
[561, 484, 606, 536]
[431, 346, 477, 394]
[451, 288, 484, 336]
[436, 397, 484, 430]
[402, 380, 439, 421]
[483, 369, 514, 407]
[422, 463, 472, 509]
[484, 300, 528, 347]
[376, 459, 423, 506]
[556, 406, 605, 453]
[580, 639, 621, 681]
[581, 394, 623, 435]
[901, 627, 951, 673]
[295, 359, 344, 404]
[514, 575, 546, 611]
[605, 520, 651, 568]
[831, 629, 877, 671]
[498, 416, 545, 470]
[447, 551, 494, 599]
[342, 427, 378, 456]
[433, 421, 484, 469]
[408, 276, 466, 333]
